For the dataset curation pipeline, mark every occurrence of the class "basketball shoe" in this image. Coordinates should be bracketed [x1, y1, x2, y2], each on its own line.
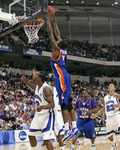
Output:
[77, 140, 84, 145]
[91, 144, 96, 150]
[71, 127, 80, 140]
[62, 130, 73, 142]
[111, 143, 118, 150]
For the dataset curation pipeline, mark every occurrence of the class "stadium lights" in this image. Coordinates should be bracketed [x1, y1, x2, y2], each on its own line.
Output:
[114, 2, 118, 4]
[96, 2, 99, 5]
[82, 1, 84, 4]
[66, 0, 69, 3]
[51, 0, 53, 3]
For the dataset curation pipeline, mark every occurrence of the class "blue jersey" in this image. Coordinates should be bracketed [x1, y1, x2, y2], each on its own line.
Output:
[75, 98, 97, 139]
[75, 98, 97, 119]
[51, 48, 68, 78]
[51, 48, 71, 105]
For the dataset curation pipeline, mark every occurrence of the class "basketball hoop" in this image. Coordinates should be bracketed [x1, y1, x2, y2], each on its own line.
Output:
[24, 18, 45, 44]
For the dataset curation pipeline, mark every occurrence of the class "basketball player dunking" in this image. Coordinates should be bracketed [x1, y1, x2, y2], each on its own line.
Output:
[45, 13, 80, 143]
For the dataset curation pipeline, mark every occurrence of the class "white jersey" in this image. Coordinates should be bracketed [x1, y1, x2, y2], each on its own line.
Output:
[35, 82, 53, 114]
[52, 87, 64, 136]
[53, 87, 61, 111]
[104, 94, 119, 117]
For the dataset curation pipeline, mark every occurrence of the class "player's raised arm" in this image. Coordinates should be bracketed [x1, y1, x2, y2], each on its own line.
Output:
[45, 14, 59, 59]
[21, 76, 36, 91]
[37, 87, 55, 112]
[91, 101, 105, 119]
[51, 15, 62, 43]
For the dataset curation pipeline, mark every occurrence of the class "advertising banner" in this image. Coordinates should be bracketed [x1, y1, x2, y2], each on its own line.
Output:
[15, 130, 43, 143]
[15, 130, 29, 143]
[0, 44, 12, 52]
[23, 48, 42, 56]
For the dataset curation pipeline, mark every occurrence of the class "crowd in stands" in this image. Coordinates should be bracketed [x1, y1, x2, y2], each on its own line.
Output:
[1, 29, 120, 61]
[0, 67, 120, 132]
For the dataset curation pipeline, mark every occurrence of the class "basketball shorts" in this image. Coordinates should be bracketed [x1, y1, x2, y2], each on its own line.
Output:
[28, 111, 55, 140]
[55, 74, 72, 106]
[77, 118, 96, 139]
[54, 108, 64, 136]
[106, 114, 120, 137]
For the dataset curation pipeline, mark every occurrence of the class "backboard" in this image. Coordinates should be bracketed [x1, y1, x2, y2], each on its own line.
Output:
[0, 0, 48, 37]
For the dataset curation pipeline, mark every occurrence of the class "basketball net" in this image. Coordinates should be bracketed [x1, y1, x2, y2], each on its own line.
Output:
[24, 18, 45, 44]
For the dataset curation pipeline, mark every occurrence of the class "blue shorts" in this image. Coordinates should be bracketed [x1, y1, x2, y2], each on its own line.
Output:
[77, 118, 96, 139]
[55, 74, 71, 106]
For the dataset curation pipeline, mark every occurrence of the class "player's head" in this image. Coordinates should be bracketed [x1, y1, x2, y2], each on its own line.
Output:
[33, 71, 46, 83]
[108, 84, 116, 92]
[83, 91, 89, 98]
[58, 39, 68, 49]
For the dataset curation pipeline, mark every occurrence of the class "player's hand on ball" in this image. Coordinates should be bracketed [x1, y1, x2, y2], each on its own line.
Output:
[21, 76, 27, 83]
[90, 114, 97, 119]
[37, 106, 42, 112]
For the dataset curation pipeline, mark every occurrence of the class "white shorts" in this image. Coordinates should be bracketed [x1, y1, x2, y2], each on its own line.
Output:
[106, 113, 120, 137]
[54, 109, 64, 136]
[28, 111, 55, 140]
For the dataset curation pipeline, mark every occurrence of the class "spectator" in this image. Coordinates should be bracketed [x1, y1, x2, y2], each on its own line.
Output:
[11, 113, 16, 123]
[3, 121, 11, 130]
[0, 119, 4, 130]
[22, 120, 27, 130]
[16, 114, 23, 123]
[5, 114, 11, 123]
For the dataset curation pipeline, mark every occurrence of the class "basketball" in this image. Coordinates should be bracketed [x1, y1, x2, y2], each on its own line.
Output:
[48, 6, 55, 18]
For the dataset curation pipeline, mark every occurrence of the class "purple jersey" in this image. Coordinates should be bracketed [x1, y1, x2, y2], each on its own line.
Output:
[75, 98, 97, 119]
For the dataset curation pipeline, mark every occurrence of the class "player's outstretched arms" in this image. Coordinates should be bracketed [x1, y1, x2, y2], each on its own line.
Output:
[51, 15, 62, 43]
[91, 101, 105, 119]
[21, 76, 35, 91]
[86, 105, 100, 115]
[90, 114, 97, 119]
[90, 104, 105, 119]
[45, 14, 59, 60]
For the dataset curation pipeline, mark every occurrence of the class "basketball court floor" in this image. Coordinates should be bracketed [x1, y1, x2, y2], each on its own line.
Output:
[0, 137, 120, 150]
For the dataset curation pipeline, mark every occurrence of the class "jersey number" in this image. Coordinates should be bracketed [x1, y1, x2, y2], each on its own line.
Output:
[106, 104, 114, 112]
[35, 95, 42, 106]
[62, 55, 65, 61]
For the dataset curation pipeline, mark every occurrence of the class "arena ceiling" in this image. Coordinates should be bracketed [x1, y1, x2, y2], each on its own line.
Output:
[1, 0, 119, 7]
[49, 0, 120, 7]
[1, 0, 120, 18]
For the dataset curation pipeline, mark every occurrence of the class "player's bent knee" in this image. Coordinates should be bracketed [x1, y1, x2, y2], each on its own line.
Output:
[61, 103, 68, 111]
[28, 135, 37, 147]
[67, 98, 73, 112]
